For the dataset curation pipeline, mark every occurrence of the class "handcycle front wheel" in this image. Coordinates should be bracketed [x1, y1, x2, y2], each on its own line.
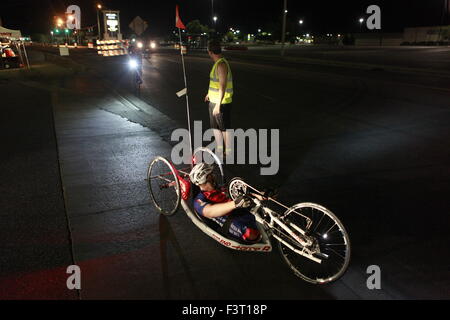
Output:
[278, 203, 351, 284]
[147, 157, 181, 216]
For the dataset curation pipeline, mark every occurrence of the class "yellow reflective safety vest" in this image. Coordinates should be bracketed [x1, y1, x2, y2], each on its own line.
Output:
[208, 57, 233, 104]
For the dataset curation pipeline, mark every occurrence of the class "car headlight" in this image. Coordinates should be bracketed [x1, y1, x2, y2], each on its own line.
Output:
[137, 42, 143, 49]
[150, 42, 156, 49]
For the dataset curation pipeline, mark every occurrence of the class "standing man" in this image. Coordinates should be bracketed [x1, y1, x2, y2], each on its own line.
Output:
[204, 40, 234, 158]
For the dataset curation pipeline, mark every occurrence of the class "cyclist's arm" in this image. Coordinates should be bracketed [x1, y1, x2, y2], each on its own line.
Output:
[202, 201, 236, 219]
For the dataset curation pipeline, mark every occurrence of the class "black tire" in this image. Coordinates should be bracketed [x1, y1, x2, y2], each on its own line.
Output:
[277, 203, 351, 284]
[147, 157, 181, 216]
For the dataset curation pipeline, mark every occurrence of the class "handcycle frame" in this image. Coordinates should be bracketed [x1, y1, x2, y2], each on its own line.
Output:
[148, 147, 273, 252]
[149, 148, 325, 262]
[147, 147, 351, 283]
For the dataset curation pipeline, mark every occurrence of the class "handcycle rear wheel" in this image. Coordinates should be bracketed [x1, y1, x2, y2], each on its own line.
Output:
[147, 157, 181, 216]
[277, 203, 351, 284]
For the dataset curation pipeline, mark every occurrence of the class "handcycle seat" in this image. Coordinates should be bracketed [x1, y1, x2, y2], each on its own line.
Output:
[190, 193, 264, 245]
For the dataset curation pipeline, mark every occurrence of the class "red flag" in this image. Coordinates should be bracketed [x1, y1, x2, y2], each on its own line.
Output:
[176, 5, 186, 29]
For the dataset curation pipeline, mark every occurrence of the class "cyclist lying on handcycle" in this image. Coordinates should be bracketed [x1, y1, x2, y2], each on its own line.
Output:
[189, 163, 262, 243]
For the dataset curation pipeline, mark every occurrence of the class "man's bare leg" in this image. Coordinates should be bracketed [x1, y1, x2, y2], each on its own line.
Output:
[213, 129, 224, 157]
[223, 130, 232, 157]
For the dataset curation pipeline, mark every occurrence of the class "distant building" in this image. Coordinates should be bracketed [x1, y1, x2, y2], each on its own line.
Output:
[354, 33, 404, 46]
[403, 25, 450, 44]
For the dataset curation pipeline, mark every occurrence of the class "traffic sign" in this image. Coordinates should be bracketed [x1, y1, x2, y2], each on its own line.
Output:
[129, 16, 148, 36]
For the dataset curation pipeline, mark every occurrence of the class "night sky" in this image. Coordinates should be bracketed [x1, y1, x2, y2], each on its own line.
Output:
[1, 0, 449, 37]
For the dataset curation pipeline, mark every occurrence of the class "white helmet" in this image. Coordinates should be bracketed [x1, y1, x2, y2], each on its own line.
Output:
[190, 163, 214, 186]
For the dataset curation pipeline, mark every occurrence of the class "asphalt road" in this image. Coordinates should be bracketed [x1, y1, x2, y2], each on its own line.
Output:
[6, 45, 450, 299]
[0, 78, 77, 299]
[226, 45, 450, 73]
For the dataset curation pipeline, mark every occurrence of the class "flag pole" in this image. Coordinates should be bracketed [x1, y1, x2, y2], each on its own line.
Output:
[177, 27, 194, 163]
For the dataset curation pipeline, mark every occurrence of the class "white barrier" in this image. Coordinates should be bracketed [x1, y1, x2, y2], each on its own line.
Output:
[96, 39, 128, 57]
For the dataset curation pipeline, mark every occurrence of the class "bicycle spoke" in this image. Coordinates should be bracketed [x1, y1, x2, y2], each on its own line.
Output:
[325, 247, 346, 260]
[313, 211, 325, 233]
[148, 158, 180, 216]
[323, 221, 337, 235]
[327, 228, 344, 236]
[278, 202, 350, 284]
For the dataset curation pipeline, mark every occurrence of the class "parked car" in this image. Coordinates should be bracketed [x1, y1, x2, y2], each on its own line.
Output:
[1, 45, 21, 69]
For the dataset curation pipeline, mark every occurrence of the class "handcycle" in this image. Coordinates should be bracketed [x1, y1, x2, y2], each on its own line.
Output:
[147, 148, 351, 284]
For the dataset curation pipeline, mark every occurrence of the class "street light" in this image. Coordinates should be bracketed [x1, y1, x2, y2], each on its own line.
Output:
[213, 16, 218, 23]
[359, 18, 364, 32]
[298, 19, 304, 44]
[97, 4, 103, 40]
[281, 0, 287, 56]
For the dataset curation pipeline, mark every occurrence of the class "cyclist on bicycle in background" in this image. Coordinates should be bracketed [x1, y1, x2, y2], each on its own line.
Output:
[190, 163, 261, 243]
[128, 44, 143, 84]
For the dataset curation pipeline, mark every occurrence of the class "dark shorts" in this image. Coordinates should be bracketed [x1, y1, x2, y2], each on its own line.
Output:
[209, 102, 232, 131]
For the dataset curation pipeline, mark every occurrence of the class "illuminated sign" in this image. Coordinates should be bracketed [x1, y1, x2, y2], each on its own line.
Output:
[102, 10, 122, 40]
[106, 13, 119, 32]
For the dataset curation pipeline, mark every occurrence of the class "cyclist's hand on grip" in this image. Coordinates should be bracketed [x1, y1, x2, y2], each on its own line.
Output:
[263, 188, 278, 199]
[234, 195, 253, 209]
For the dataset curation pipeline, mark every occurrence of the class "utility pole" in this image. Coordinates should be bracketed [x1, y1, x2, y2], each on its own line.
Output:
[97, 4, 102, 40]
[281, 0, 287, 56]
[444, 0, 450, 25]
